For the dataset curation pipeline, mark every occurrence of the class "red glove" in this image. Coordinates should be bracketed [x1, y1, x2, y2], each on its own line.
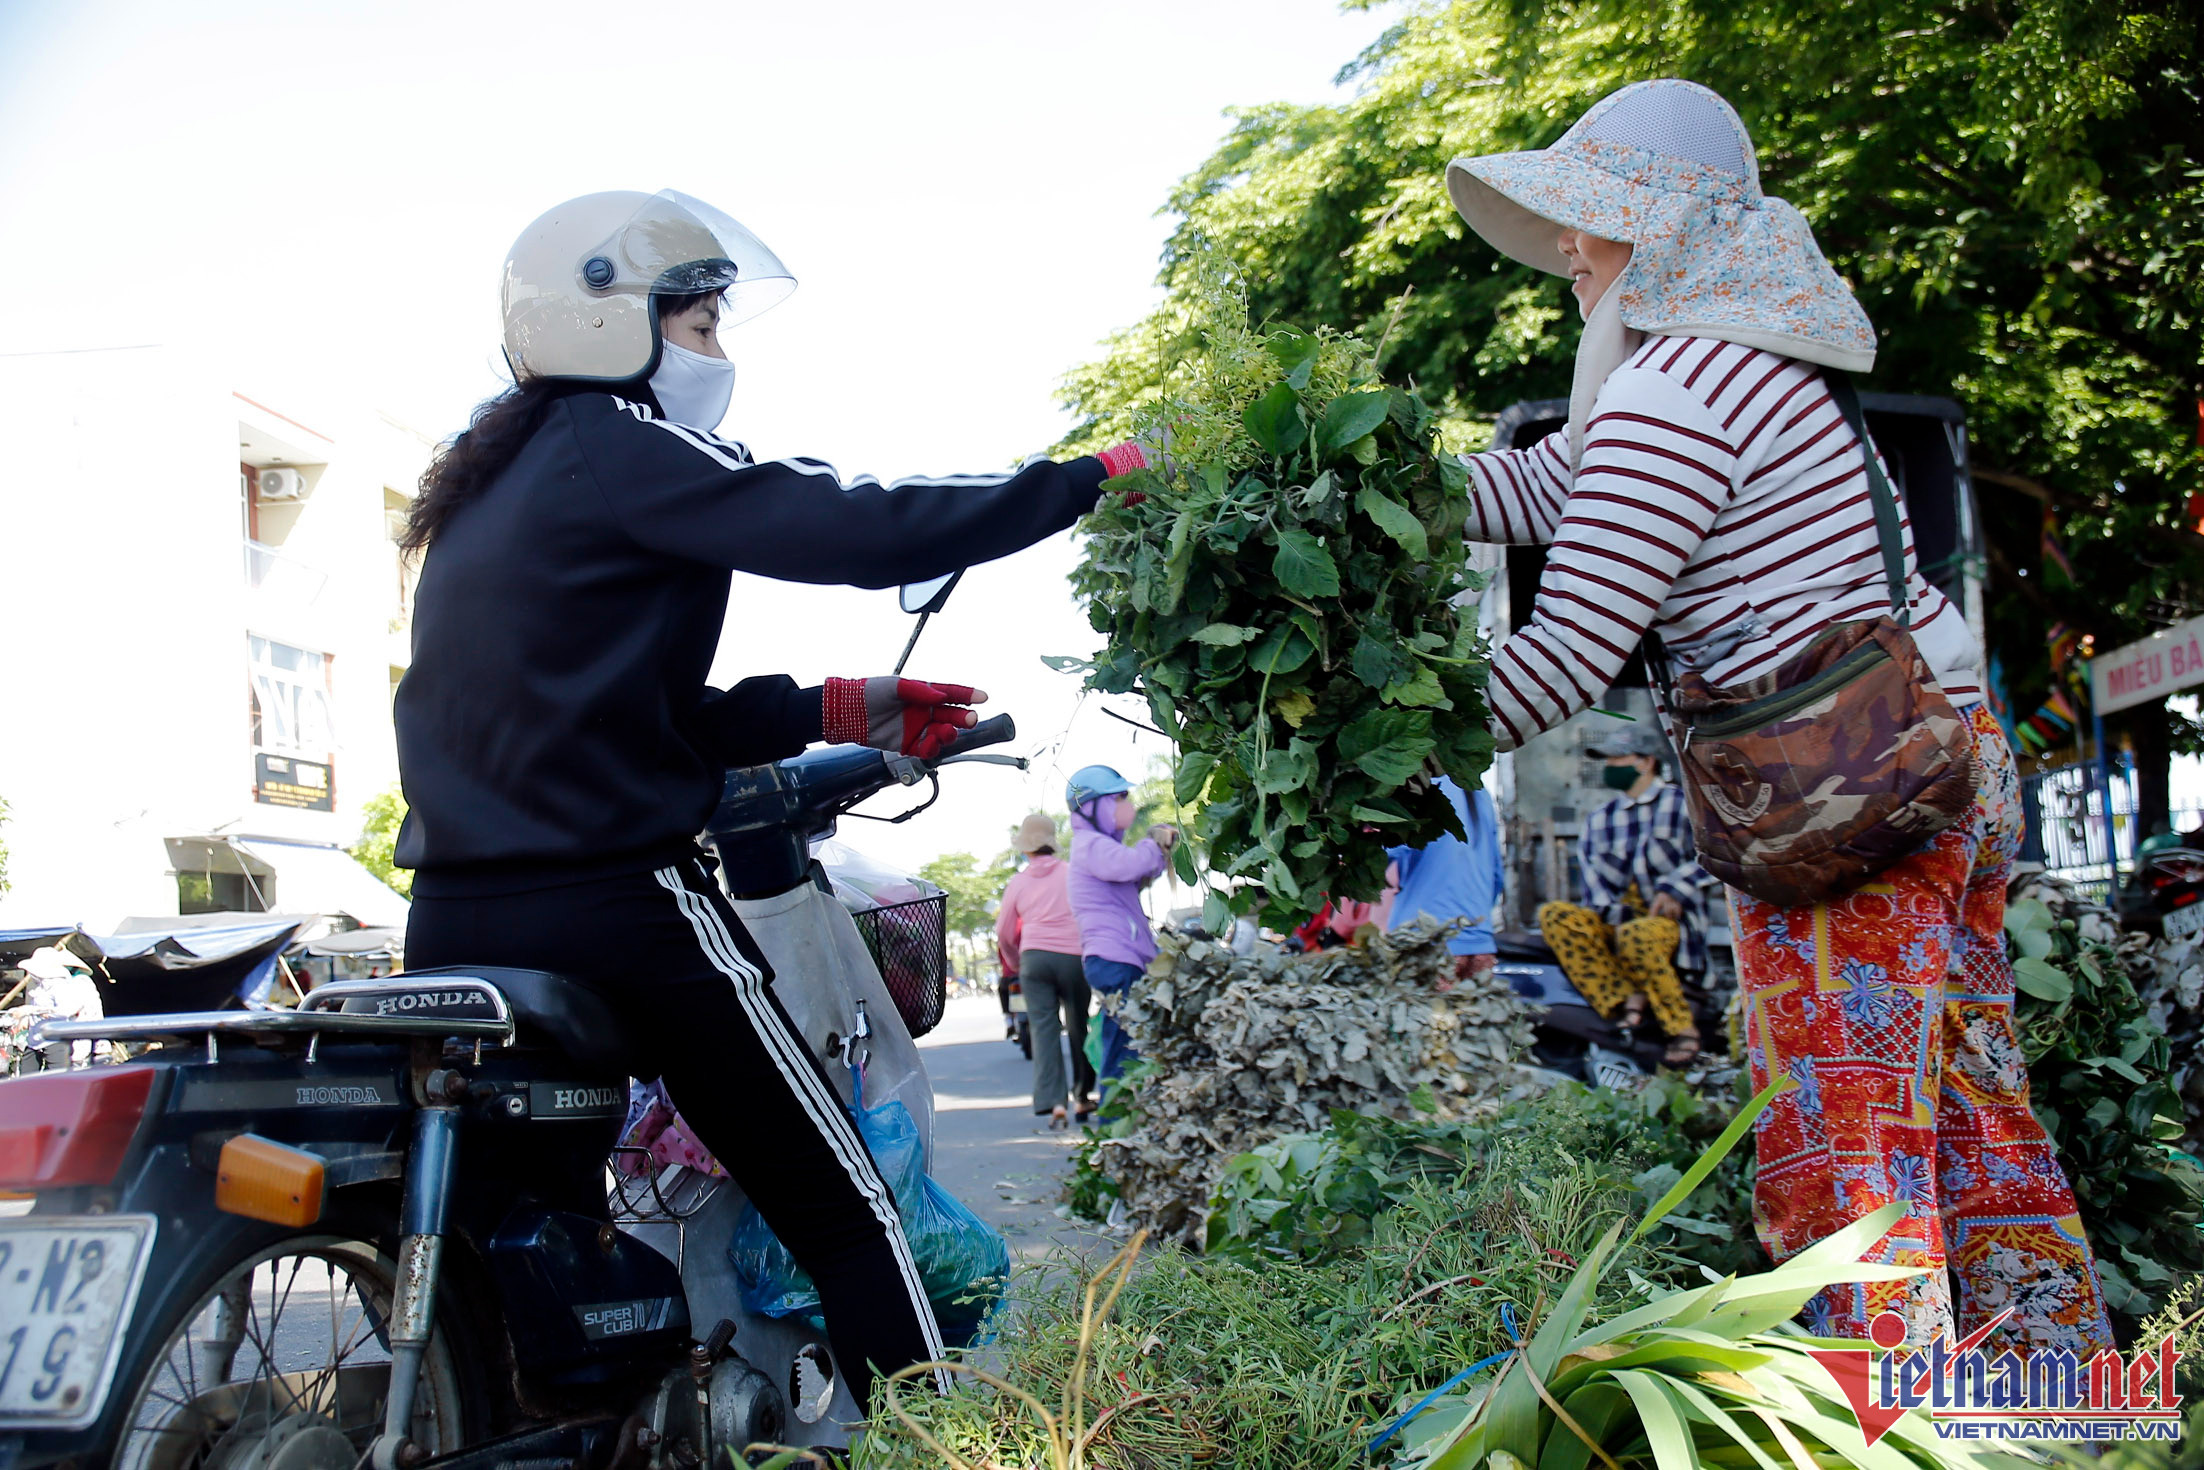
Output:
[1096, 441, 1150, 478]
[823, 677, 986, 758]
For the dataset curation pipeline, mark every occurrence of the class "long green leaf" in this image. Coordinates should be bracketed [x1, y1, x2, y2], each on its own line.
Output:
[1538, 1382, 1631, 1470]
[1718, 1202, 1908, 1294]
[1664, 1377, 1788, 1470]
[1631, 1076, 1789, 1244]
[1665, 1275, 1738, 1329]
[1424, 1413, 1492, 1470]
[1569, 1280, 1729, 1352]
[1609, 1369, 1701, 1468]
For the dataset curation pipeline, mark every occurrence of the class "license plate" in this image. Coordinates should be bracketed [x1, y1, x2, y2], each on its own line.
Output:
[2167, 900, 2204, 942]
[0, 1215, 156, 1428]
[1008, 994, 1028, 1012]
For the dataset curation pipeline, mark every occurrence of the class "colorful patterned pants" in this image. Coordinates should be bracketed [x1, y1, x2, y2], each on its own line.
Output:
[1536, 901, 1696, 1037]
[1735, 704, 2113, 1353]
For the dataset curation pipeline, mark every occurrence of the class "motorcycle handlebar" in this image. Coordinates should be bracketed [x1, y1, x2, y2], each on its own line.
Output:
[935, 713, 1016, 763]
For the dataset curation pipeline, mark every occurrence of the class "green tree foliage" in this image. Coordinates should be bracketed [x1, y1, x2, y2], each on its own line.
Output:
[1058, 0, 2202, 717]
[349, 786, 412, 898]
[918, 849, 1018, 977]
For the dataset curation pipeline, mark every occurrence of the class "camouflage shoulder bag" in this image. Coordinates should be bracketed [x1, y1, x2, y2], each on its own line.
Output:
[1644, 373, 1978, 910]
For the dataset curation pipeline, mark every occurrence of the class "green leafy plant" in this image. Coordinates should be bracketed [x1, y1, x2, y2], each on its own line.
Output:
[865, 1129, 1669, 1468]
[1388, 1083, 2026, 1470]
[1061, 269, 1493, 927]
[2005, 896, 2204, 1325]
[1205, 1079, 1760, 1278]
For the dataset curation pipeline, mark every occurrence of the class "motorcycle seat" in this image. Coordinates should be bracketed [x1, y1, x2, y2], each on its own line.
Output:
[393, 966, 631, 1076]
[1493, 929, 1561, 965]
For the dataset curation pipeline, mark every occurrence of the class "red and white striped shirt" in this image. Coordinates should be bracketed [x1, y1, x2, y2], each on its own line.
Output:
[1466, 337, 1982, 750]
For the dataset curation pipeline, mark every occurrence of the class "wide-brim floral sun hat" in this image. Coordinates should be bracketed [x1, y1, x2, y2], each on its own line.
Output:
[1446, 79, 1877, 372]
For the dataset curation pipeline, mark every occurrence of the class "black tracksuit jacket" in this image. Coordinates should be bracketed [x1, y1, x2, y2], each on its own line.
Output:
[394, 392, 1106, 892]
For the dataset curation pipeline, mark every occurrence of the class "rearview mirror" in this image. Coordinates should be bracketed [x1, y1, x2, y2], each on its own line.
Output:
[899, 571, 963, 617]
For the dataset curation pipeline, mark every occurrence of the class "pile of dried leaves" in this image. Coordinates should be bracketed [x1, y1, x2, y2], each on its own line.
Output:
[1083, 921, 1532, 1245]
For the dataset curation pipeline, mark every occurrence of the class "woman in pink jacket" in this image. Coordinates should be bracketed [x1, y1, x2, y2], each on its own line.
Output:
[996, 813, 1092, 1127]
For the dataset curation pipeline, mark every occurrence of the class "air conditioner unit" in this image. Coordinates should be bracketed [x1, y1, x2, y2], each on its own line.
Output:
[257, 468, 307, 500]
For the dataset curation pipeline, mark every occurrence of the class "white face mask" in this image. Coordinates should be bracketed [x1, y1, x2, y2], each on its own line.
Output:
[650, 340, 736, 429]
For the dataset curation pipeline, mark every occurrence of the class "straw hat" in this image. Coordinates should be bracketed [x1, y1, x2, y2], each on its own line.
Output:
[1014, 813, 1058, 854]
[1445, 80, 1875, 371]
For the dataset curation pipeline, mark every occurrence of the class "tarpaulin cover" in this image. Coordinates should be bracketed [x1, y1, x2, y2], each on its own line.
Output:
[2, 919, 302, 1014]
[228, 838, 410, 929]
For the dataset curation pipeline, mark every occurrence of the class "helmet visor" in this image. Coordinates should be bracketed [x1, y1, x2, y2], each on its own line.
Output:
[594, 189, 796, 327]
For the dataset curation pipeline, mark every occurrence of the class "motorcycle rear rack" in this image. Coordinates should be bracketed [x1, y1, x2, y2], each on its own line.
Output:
[606, 1149, 725, 1272]
[26, 976, 517, 1058]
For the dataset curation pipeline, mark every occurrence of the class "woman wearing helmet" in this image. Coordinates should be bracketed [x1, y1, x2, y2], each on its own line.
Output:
[1062, 765, 1175, 1087]
[392, 190, 1153, 1413]
[1443, 86, 2111, 1352]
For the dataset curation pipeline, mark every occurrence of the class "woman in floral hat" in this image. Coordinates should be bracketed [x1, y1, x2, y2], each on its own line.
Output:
[1445, 80, 2111, 1353]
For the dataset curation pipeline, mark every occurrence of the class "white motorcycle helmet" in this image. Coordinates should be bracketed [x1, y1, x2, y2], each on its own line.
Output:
[500, 189, 796, 383]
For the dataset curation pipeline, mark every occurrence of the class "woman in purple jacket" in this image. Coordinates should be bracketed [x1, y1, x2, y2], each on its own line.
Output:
[1063, 765, 1177, 1085]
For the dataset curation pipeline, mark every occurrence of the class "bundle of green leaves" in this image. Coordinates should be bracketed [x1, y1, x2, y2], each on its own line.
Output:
[1063, 276, 1493, 925]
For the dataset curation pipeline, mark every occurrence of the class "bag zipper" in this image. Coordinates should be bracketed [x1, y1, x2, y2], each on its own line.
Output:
[1687, 642, 1892, 741]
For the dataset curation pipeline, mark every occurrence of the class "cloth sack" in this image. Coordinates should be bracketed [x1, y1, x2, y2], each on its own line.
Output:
[1650, 375, 1977, 908]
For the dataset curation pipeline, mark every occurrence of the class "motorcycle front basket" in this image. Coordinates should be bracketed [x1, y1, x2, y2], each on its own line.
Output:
[852, 893, 949, 1038]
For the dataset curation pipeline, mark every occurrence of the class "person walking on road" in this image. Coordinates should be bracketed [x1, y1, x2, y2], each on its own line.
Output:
[996, 812, 1094, 1128]
[1064, 765, 1176, 1088]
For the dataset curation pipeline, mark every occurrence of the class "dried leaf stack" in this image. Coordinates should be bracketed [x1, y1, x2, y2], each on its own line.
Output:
[1091, 921, 1533, 1245]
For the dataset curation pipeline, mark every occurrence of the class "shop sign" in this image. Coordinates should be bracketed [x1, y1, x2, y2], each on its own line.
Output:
[255, 752, 335, 811]
[2091, 616, 2204, 716]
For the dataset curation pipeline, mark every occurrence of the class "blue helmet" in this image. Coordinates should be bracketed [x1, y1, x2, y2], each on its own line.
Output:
[1065, 765, 1131, 812]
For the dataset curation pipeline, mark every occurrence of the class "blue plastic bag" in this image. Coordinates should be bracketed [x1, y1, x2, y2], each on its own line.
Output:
[726, 1097, 1009, 1346]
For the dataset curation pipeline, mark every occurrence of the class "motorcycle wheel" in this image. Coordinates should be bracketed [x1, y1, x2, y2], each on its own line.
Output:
[1016, 1015, 1032, 1060]
[106, 1232, 481, 1470]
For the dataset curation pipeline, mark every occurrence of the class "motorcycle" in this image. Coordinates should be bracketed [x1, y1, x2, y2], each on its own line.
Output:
[0, 709, 1021, 1463]
[998, 977, 1031, 1059]
[2120, 844, 2204, 942]
[1490, 930, 1662, 1088]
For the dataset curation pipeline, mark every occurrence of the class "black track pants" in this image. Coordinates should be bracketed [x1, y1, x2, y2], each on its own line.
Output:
[405, 855, 946, 1412]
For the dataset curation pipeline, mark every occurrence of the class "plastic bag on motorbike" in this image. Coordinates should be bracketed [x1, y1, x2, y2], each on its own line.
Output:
[812, 836, 942, 913]
[726, 1096, 1008, 1345]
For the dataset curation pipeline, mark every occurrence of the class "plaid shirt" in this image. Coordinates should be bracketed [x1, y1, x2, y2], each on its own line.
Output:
[1579, 778, 1711, 974]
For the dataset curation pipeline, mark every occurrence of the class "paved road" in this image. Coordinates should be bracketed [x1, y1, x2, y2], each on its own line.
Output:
[917, 991, 1111, 1266]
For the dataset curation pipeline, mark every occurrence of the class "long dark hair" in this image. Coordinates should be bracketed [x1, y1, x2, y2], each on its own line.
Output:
[398, 289, 718, 557]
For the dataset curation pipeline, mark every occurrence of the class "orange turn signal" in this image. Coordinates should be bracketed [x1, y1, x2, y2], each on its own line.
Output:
[216, 1135, 325, 1227]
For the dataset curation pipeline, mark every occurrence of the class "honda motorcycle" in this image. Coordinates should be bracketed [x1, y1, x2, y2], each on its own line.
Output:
[0, 700, 1019, 1468]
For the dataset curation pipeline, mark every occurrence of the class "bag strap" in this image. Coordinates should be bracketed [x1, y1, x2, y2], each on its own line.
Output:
[1825, 372, 1911, 630]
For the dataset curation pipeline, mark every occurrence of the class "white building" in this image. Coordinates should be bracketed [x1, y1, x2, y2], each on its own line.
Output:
[0, 344, 421, 933]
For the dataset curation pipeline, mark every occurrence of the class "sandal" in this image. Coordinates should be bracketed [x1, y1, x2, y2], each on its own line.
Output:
[1048, 1106, 1070, 1130]
[1663, 1031, 1703, 1066]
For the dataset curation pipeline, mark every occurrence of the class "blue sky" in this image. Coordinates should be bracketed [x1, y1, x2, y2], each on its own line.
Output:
[0, 0, 1403, 872]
